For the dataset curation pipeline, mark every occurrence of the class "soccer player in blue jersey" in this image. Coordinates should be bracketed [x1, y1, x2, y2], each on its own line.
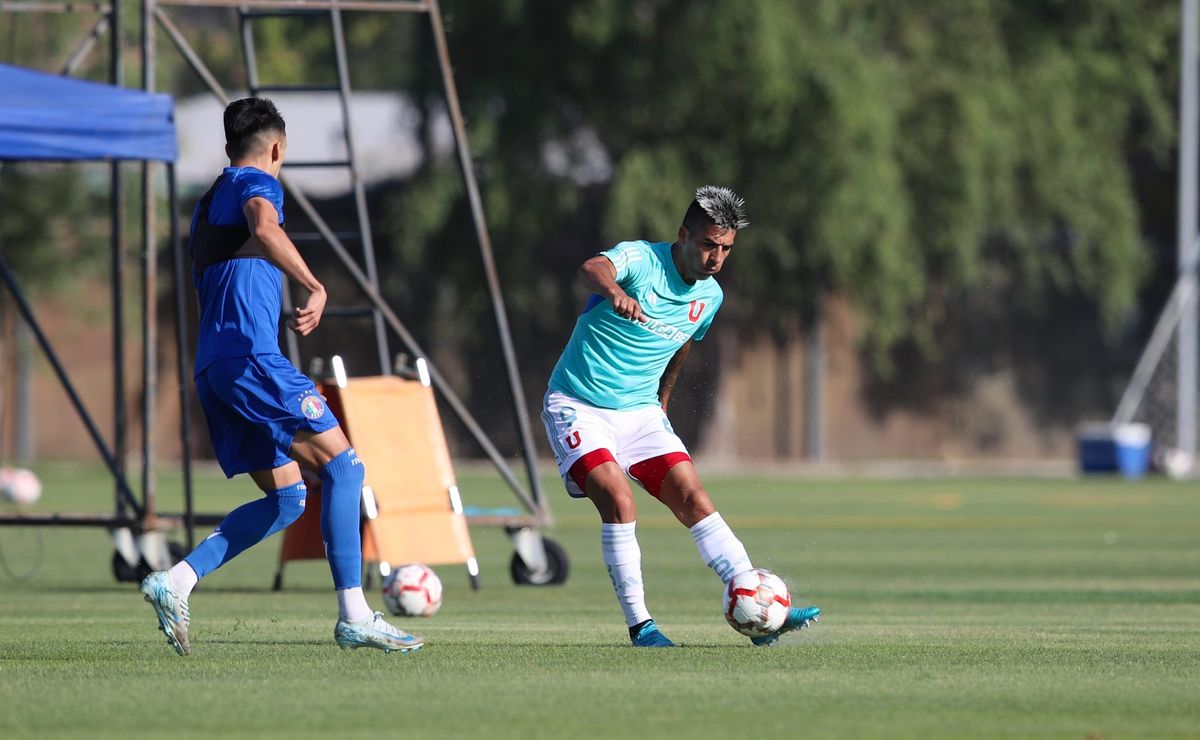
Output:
[542, 186, 820, 647]
[139, 98, 421, 655]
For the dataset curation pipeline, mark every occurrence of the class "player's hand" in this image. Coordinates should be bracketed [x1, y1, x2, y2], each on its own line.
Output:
[288, 285, 327, 336]
[610, 290, 646, 322]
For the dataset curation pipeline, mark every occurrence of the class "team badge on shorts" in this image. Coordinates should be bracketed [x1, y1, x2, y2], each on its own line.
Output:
[299, 394, 326, 420]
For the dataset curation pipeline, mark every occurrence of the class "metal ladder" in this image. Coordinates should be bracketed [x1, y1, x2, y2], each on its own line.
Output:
[237, 5, 391, 375]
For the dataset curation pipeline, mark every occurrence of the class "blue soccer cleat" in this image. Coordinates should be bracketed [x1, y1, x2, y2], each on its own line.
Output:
[140, 571, 191, 656]
[751, 605, 821, 647]
[334, 611, 424, 653]
[630, 619, 676, 648]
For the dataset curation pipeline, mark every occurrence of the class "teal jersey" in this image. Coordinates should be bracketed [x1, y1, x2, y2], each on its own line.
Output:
[549, 240, 723, 410]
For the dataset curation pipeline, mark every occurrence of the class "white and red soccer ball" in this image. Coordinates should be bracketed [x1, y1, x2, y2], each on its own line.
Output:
[381, 563, 443, 617]
[0, 467, 41, 506]
[723, 568, 791, 638]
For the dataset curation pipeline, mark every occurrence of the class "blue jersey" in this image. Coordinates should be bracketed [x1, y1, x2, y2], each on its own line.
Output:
[549, 240, 723, 410]
[190, 167, 286, 374]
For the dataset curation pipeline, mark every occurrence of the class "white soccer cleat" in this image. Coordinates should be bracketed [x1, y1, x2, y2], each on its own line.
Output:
[334, 611, 424, 653]
[140, 571, 191, 656]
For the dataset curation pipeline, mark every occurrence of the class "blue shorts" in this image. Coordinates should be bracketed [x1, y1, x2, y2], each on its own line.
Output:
[195, 354, 339, 477]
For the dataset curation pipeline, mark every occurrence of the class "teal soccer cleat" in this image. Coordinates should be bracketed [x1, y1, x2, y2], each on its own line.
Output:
[334, 612, 424, 653]
[751, 605, 821, 647]
[140, 571, 191, 656]
[630, 619, 676, 648]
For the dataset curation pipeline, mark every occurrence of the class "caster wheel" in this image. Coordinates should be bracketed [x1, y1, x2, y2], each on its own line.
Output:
[510, 537, 569, 586]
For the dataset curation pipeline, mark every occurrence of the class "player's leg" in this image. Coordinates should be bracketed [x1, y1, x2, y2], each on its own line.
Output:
[289, 422, 422, 653]
[655, 462, 820, 643]
[620, 406, 752, 582]
[169, 363, 311, 594]
[141, 362, 309, 655]
[580, 461, 674, 647]
[145, 470, 307, 657]
[173, 462, 307, 596]
[629, 456, 752, 583]
[623, 409, 820, 644]
[542, 391, 672, 647]
[288, 426, 368, 618]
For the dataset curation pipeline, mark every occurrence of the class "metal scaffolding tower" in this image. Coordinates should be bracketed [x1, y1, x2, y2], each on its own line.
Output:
[0, 0, 556, 582]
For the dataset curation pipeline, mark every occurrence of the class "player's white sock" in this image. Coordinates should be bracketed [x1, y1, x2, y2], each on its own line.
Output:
[690, 512, 752, 584]
[601, 522, 652, 628]
[168, 560, 198, 598]
[337, 586, 374, 623]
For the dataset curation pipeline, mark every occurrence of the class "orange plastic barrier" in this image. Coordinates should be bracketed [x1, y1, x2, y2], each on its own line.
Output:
[275, 375, 477, 589]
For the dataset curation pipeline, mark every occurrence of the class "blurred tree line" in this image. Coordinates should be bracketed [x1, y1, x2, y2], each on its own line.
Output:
[0, 0, 1185, 447]
[380, 0, 1181, 429]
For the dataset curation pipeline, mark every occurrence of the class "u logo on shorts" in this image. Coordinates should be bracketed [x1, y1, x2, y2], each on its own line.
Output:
[565, 431, 582, 449]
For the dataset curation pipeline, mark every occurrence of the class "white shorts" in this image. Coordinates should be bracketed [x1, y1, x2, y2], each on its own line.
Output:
[540, 389, 690, 498]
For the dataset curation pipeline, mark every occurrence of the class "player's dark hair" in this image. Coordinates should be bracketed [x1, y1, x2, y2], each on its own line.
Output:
[683, 185, 749, 233]
[223, 97, 286, 159]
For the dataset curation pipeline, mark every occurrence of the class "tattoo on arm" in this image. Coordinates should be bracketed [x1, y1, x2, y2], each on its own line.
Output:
[658, 340, 693, 410]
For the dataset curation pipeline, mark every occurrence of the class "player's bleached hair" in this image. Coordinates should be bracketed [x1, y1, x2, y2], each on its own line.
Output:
[685, 185, 749, 232]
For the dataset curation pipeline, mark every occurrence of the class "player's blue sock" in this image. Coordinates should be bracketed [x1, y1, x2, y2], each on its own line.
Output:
[184, 481, 307, 579]
[320, 448, 365, 589]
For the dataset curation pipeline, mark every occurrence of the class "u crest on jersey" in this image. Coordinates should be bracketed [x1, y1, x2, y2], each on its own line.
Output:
[688, 301, 706, 323]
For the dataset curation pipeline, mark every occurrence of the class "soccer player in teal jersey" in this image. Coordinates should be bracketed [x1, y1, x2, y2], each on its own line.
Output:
[542, 186, 820, 646]
[138, 98, 421, 656]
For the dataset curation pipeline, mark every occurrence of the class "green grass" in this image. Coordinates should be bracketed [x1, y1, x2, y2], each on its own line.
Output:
[1, 464, 1198, 739]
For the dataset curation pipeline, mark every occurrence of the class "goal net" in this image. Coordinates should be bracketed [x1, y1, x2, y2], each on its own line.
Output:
[1112, 278, 1197, 472]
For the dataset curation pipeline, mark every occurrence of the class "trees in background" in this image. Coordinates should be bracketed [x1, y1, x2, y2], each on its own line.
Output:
[0, 1, 1185, 439]
[402, 1, 1176, 371]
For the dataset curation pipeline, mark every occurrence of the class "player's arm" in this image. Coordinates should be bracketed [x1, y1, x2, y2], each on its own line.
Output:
[658, 339, 693, 412]
[578, 255, 645, 322]
[242, 196, 326, 336]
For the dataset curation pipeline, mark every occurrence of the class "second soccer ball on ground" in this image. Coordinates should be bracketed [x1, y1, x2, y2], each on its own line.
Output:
[381, 563, 443, 617]
[723, 568, 791, 638]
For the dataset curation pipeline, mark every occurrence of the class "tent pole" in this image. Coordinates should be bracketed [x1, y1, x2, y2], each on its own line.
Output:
[167, 165, 194, 549]
[140, 0, 158, 525]
[110, 0, 128, 520]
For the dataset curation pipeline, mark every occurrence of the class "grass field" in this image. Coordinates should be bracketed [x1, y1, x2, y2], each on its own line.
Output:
[1, 463, 1198, 739]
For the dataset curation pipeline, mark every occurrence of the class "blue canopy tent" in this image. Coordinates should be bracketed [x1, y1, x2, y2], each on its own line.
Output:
[0, 63, 176, 161]
[0, 63, 196, 577]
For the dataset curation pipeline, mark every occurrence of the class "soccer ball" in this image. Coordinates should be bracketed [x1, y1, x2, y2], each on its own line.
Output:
[1161, 447, 1194, 479]
[381, 563, 443, 617]
[723, 568, 791, 638]
[0, 467, 41, 505]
